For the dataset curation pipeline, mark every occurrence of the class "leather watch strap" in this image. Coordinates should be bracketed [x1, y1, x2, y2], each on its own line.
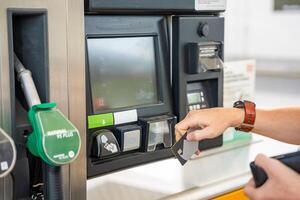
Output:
[234, 100, 256, 132]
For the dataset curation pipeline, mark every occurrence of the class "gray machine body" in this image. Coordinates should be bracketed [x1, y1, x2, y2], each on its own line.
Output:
[0, 0, 225, 199]
[0, 1, 86, 200]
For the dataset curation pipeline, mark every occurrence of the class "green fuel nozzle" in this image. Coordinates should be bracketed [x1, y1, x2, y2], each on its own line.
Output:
[27, 103, 81, 166]
[14, 54, 81, 166]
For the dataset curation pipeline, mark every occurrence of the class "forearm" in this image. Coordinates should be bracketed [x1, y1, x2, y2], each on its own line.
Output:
[251, 108, 300, 144]
[230, 107, 300, 144]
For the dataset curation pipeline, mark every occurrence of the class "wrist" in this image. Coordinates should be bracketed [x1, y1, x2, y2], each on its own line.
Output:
[228, 108, 245, 128]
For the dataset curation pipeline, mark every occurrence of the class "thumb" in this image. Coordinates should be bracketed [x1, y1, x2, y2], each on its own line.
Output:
[244, 178, 256, 199]
[186, 127, 217, 141]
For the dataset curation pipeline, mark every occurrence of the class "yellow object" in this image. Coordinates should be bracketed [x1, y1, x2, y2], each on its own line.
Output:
[212, 189, 249, 200]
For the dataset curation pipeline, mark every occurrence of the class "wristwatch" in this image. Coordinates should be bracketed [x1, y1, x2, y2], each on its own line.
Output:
[233, 100, 256, 132]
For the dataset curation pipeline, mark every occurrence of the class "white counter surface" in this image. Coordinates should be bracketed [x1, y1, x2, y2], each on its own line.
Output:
[87, 134, 299, 200]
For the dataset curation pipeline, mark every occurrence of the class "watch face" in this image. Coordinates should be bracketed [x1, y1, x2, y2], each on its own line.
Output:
[233, 100, 244, 108]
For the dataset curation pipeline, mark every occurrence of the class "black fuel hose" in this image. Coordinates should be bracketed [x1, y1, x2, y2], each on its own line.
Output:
[43, 163, 63, 200]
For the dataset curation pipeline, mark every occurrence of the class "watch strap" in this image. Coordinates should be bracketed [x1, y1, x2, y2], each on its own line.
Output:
[234, 100, 256, 132]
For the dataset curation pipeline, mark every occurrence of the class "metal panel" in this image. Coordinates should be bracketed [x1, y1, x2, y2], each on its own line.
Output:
[0, 14, 4, 200]
[0, 0, 86, 199]
[67, 0, 87, 199]
[47, 1, 70, 198]
[85, 0, 226, 13]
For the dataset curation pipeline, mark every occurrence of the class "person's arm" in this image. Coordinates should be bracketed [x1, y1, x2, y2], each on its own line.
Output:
[175, 107, 300, 144]
[253, 107, 300, 144]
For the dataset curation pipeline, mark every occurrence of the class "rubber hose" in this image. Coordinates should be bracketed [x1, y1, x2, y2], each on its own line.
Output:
[43, 163, 63, 200]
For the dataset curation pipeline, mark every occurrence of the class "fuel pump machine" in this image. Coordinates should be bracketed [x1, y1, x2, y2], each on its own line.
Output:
[0, 0, 226, 199]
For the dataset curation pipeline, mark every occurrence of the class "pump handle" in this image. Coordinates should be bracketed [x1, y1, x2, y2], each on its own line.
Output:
[14, 54, 41, 108]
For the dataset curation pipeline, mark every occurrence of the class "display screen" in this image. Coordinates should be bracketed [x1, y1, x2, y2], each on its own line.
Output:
[187, 93, 201, 104]
[87, 36, 159, 113]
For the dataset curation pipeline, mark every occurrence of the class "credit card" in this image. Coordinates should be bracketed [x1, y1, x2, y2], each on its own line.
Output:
[171, 132, 199, 165]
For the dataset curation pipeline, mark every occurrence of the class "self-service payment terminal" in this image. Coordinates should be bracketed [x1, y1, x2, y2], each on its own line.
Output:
[85, 16, 176, 177]
[85, 0, 226, 177]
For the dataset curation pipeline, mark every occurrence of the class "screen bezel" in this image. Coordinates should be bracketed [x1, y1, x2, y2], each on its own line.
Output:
[86, 34, 163, 114]
[86, 33, 171, 118]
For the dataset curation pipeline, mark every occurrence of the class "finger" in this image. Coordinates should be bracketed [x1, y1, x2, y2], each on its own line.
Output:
[244, 183, 255, 198]
[195, 150, 201, 156]
[176, 111, 203, 132]
[186, 127, 217, 141]
[175, 115, 200, 141]
[175, 123, 187, 141]
[244, 178, 261, 200]
[247, 178, 256, 188]
[175, 129, 184, 142]
[175, 118, 194, 135]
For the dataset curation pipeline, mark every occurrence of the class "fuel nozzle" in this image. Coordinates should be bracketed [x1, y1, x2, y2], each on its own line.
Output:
[14, 53, 81, 166]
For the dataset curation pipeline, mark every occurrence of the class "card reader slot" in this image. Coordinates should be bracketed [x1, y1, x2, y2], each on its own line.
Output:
[139, 115, 176, 152]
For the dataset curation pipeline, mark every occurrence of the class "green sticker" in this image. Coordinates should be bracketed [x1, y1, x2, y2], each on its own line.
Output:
[88, 113, 114, 129]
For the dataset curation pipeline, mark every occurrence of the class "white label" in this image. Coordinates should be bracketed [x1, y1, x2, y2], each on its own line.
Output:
[114, 109, 138, 125]
[1, 161, 8, 171]
[195, 0, 226, 11]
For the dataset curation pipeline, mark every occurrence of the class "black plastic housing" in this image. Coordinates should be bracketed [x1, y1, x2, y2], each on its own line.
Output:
[172, 16, 224, 150]
[85, 15, 174, 178]
[7, 9, 49, 199]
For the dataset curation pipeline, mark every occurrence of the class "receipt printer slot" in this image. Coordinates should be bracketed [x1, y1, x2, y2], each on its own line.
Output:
[187, 42, 223, 74]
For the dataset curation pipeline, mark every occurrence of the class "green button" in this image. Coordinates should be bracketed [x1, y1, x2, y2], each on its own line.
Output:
[88, 113, 114, 129]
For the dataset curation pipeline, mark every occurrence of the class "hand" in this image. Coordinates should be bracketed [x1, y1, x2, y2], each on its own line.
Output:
[244, 154, 300, 200]
[175, 108, 244, 142]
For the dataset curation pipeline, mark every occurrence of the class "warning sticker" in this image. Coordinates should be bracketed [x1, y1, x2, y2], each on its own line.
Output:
[1, 161, 8, 171]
